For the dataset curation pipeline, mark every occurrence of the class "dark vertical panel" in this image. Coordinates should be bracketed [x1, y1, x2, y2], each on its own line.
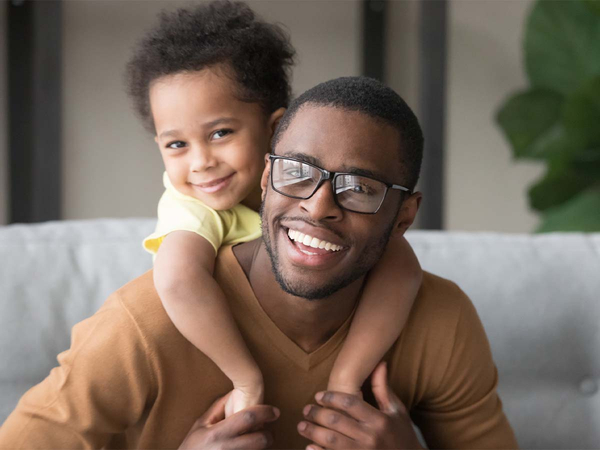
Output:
[8, 0, 62, 223]
[418, 0, 447, 230]
[362, 0, 387, 81]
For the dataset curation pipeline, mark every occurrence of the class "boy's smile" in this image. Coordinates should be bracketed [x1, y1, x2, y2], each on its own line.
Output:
[149, 66, 283, 211]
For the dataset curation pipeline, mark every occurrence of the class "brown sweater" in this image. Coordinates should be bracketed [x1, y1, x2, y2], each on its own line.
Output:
[0, 246, 517, 449]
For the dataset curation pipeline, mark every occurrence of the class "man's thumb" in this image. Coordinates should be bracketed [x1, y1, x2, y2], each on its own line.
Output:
[371, 361, 405, 416]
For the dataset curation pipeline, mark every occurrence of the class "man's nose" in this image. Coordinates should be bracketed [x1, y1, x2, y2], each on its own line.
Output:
[189, 145, 217, 172]
[297, 180, 343, 222]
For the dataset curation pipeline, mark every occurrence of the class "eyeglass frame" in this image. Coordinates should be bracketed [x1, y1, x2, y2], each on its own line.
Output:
[268, 154, 412, 215]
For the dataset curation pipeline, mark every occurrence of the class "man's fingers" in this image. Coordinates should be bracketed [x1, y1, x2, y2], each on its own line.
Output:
[371, 361, 406, 416]
[303, 404, 372, 443]
[219, 405, 280, 437]
[297, 420, 357, 449]
[313, 390, 378, 423]
[226, 430, 273, 449]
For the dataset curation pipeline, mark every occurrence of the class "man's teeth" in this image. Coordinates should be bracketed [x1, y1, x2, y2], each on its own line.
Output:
[287, 229, 342, 251]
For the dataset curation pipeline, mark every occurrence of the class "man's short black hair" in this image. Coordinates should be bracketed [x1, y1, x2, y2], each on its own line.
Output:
[272, 76, 423, 191]
[126, 0, 295, 132]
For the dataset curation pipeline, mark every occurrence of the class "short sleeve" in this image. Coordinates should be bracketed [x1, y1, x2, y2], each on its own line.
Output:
[220, 204, 262, 246]
[143, 174, 226, 254]
[411, 297, 518, 449]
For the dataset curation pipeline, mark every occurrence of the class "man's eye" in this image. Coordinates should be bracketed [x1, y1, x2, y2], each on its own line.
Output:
[166, 141, 186, 149]
[285, 169, 301, 177]
[212, 129, 233, 140]
[352, 184, 372, 195]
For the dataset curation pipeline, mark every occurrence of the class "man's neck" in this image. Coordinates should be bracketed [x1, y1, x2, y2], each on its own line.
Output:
[233, 240, 363, 353]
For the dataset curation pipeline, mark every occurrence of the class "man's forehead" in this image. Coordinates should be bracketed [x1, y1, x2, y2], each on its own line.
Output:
[275, 104, 402, 183]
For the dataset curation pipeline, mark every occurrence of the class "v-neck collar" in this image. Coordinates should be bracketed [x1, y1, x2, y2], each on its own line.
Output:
[217, 246, 355, 371]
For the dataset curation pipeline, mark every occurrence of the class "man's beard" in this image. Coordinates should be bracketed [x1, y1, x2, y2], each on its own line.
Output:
[259, 191, 396, 300]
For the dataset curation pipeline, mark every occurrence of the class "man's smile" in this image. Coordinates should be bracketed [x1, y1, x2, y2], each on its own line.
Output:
[279, 224, 349, 267]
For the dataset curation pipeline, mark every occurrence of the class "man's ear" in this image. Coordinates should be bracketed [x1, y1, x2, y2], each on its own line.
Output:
[392, 192, 422, 237]
[260, 153, 272, 201]
[268, 107, 286, 141]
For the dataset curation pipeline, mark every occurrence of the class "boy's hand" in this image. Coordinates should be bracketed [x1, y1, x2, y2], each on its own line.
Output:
[180, 393, 279, 450]
[298, 362, 424, 449]
[225, 386, 265, 417]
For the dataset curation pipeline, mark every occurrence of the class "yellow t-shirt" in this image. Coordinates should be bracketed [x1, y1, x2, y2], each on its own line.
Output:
[143, 172, 261, 254]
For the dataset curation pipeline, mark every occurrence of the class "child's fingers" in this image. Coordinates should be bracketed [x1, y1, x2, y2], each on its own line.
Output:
[371, 362, 406, 416]
[199, 392, 231, 427]
[306, 444, 325, 450]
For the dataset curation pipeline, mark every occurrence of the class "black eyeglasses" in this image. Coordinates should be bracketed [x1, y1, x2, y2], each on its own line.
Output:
[268, 154, 411, 214]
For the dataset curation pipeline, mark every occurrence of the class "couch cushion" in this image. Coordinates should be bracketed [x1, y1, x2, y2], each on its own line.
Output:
[407, 231, 600, 449]
[1, 220, 599, 448]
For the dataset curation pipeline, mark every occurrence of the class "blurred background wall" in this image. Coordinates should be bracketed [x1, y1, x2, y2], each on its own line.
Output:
[0, 3, 7, 226]
[1, 0, 542, 232]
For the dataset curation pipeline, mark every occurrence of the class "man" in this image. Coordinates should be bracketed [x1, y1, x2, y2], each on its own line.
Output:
[0, 77, 517, 449]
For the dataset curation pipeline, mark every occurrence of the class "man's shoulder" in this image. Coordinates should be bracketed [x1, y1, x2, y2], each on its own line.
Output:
[415, 271, 473, 319]
[103, 270, 185, 347]
[401, 271, 479, 351]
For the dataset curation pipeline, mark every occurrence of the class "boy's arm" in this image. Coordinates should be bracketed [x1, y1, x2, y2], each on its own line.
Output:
[0, 293, 155, 448]
[329, 236, 422, 394]
[154, 231, 263, 414]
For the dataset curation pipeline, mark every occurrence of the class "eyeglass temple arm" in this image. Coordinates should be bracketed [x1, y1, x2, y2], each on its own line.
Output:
[391, 184, 411, 193]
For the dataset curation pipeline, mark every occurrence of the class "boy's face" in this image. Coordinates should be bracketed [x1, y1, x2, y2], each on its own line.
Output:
[150, 66, 280, 210]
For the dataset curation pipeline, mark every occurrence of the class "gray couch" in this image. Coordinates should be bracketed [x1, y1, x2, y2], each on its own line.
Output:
[1, 219, 599, 448]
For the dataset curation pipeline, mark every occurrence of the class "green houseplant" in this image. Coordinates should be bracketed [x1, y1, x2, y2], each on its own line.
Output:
[496, 0, 600, 232]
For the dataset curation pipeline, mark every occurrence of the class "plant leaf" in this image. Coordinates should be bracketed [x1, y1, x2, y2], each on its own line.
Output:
[585, 0, 600, 16]
[536, 186, 600, 232]
[563, 76, 600, 147]
[496, 89, 571, 160]
[526, 0, 600, 95]
[528, 160, 595, 211]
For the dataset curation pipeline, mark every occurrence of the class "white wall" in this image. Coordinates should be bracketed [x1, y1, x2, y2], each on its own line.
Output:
[0, 4, 7, 226]
[61, 0, 361, 220]
[445, 0, 544, 232]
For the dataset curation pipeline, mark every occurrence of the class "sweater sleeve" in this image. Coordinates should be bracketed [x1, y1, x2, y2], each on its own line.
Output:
[411, 294, 519, 449]
[0, 293, 156, 448]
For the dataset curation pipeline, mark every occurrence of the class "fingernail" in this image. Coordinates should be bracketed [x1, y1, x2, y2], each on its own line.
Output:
[303, 405, 312, 416]
[298, 421, 307, 432]
[315, 391, 324, 401]
[272, 407, 280, 418]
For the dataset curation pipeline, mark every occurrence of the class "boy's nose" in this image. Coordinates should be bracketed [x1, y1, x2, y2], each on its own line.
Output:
[189, 146, 217, 172]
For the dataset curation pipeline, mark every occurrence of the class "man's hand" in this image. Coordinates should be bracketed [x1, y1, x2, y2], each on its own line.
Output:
[180, 393, 280, 449]
[298, 362, 424, 450]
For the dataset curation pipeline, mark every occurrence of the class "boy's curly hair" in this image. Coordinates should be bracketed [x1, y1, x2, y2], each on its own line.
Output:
[126, 0, 296, 132]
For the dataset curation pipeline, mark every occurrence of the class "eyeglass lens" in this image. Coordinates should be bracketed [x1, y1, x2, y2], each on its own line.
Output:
[271, 158, 387, 213]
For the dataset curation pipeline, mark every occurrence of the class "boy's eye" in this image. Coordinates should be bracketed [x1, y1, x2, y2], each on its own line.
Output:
[212, 129, 233, 140]
[166, 141, 186, 149]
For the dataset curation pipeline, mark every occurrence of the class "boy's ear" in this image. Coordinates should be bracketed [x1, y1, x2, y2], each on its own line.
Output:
[260, 153, 272, 200]
[392, 192, 422, 237]
[268, 107, 286, 137]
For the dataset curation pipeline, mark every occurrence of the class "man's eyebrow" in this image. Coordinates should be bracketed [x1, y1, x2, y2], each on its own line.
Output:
[340, 166, 381, 179]
[158, 118, 239, 139]
[281, 151, 323, 167]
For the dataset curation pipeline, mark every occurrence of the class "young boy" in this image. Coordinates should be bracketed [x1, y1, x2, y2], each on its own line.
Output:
[127, 0, 422, 417]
